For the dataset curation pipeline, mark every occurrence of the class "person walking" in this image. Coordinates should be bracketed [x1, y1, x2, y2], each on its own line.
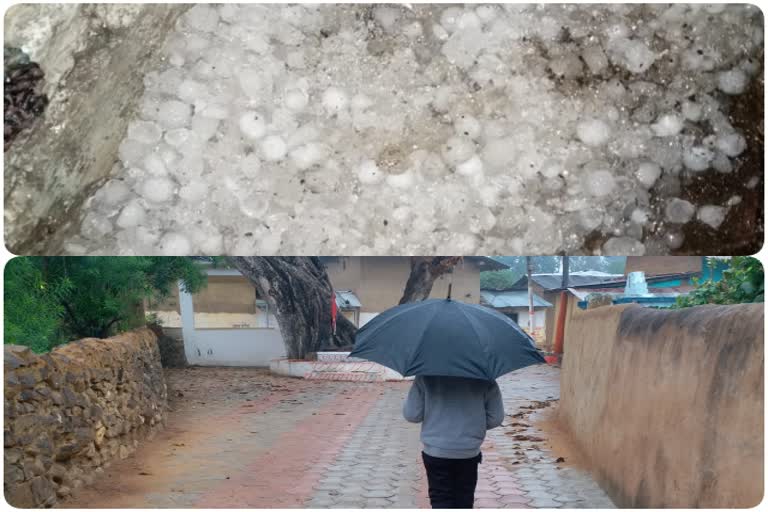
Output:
[403, 375, 505, 509]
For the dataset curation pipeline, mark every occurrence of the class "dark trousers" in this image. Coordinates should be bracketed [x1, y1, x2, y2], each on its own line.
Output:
[422, 451, 482, 509]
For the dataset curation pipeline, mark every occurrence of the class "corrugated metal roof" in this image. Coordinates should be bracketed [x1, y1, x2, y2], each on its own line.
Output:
[480, 290, 552, 309]
[466, 256, 509, 271]
[510, 273, 626, 290]
[335, 290, 361, 309]
[568, 286, 692, 301]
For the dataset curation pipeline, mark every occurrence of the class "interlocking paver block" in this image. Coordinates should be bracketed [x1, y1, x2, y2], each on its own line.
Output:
[60, 366, 615, 509]
[529, 498, 563, 508]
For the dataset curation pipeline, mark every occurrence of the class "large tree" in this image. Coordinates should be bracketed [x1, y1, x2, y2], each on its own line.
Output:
[399, 257, 463, 303]
[230, 256, 461, 359]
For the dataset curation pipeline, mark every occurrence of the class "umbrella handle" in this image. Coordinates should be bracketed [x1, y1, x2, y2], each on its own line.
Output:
[447, 283, 452, 300]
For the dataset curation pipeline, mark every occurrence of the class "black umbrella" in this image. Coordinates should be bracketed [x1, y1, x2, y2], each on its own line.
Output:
[350, 296, 546, 380]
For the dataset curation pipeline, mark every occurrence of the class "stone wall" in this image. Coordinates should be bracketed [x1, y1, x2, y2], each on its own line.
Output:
[560, 304, 763, 508]
[4, 4, 188, 254]
[4, 328, 168, 507]
[147, 323, 187, 368]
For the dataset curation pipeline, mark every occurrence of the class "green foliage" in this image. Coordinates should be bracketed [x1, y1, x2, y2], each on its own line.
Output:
[4, 258, 69, 352]
[480, 269, 523, 290]
[4, 257, 206, 352]
[673, 257, 763, 308]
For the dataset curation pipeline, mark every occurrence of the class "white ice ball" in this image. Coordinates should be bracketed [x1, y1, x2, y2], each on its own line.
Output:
[665, 198, 696, 224]
[357, 160, 384, 184]
[683, 146, 714, 172]
[585, 170, 616, 196]
[127, 121, 162, 144]
[664, 231, 685, 250]
[602, 237, 645, 256]
[454, 115, 482, 139]
[576, 118, 611, 146]
[160, 232, 192, 255]
[116, 201, 146, 229]
[442, 136, 475, 165]
[456, 155, 484, 177]
[164, 128, 192, 147]
[289, 143, 327, 170]
[321, 87, 349, 114]
[715, 133, 747, 157]
[630, 208, 650, 225]
[177, 79, 208, 103]
[239, 111, 267, 140]
[179, 182, 208, 202]
[238, 69, 264, 98]
[157, 100, 191, 129]
[651, 114, 684, 137]
[141, 177, 175, 203]
[284, 89, 309, 111]
[239, 192, 270, 218]
[682, 101, 703, 122]
[98, 180, 131, 205]
[482, 138, 515, 168]
[184, 5, 219, 32]
[261, 135, 287, 161]
[259, 231, 283, 254]
[143, 153, 167, 176]
[717, 68, 749, 95]
[387, 170, 415, 189]
[191, 114, 219, 141]
[697, 205, 727, 229]
[635, 162, 662, 188]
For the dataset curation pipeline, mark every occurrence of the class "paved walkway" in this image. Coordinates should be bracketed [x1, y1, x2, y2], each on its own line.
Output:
[63, 365, 614, 508]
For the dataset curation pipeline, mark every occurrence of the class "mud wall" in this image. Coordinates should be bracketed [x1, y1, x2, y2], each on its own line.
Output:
[560, 304, 763, 508]
[4, 328, 168, 507]
[4, 4, 188, 254]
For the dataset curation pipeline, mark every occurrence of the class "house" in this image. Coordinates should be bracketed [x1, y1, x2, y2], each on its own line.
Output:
[146, 256, 508, 366]
[479, 289, 552, 345]
[508, 271, 626, 350]
[571, 256, 730, 309]
[507, 256, 722, 350]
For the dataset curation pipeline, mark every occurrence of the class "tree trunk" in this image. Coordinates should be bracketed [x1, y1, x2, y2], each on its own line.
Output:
[232, 256, 462, 360]
[398, 257, 462, 304]
[229, 257, 356, 359]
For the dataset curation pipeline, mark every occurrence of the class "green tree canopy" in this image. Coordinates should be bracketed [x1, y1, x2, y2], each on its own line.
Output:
[4, 257, 206, 352]
[673, 257, 763, 308]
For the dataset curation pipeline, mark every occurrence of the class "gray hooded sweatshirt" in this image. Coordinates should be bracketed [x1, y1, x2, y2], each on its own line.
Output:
[403, 375, 505, 459]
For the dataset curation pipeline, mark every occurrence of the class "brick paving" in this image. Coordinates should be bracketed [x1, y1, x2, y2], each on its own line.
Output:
[62, 366, 614, 508]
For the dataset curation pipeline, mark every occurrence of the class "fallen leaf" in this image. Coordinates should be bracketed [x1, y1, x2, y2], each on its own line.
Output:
[512, 434, 544, 442]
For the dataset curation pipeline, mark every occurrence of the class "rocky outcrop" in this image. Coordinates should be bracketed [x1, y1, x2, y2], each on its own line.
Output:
[4, 4, 188, 253]
[4, 328, 167, 508]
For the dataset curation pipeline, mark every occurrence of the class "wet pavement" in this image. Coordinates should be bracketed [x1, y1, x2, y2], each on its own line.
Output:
[62, 365, 614, 508]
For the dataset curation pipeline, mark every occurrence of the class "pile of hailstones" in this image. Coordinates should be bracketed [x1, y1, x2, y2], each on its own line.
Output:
[69, 3, 762, 255]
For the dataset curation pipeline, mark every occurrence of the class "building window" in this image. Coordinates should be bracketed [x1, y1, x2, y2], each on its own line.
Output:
[192, 275, 274, 329]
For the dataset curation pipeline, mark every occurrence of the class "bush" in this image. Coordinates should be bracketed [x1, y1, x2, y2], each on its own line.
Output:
[4, 257, 206, 351]
[4, 258, 69, 352]
[673, 257, 763, 308]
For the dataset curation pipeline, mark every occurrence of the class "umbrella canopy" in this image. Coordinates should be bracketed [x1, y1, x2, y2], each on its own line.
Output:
[350, 298, 546, 380]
